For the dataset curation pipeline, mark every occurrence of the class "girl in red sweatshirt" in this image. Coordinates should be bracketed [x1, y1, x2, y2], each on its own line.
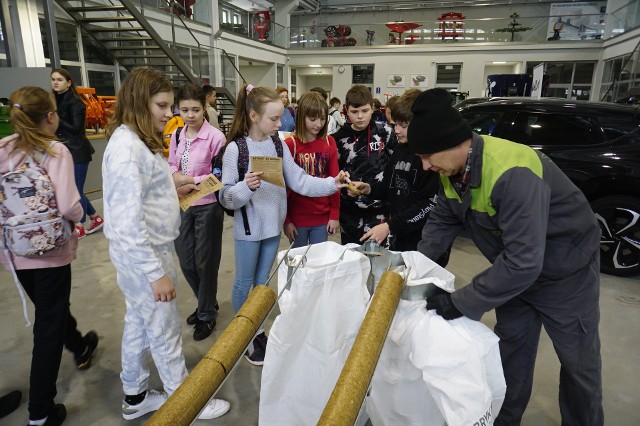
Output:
[283, 92, 340, 247]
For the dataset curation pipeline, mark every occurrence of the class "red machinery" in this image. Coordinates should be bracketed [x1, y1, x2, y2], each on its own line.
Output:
[254, 10, 270, 41]
[437, 12, 465, 41]
[385, 21, 422, 45]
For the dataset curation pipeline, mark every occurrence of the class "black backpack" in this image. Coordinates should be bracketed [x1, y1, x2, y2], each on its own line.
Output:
[176, 127, 283, 235]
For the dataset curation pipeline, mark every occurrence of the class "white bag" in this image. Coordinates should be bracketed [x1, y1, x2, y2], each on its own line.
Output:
[366, 252, 506, 426]
[259, 241, 371, 426]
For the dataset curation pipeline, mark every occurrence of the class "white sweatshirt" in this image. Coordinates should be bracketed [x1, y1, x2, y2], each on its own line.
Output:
[102, 125, 180, 282]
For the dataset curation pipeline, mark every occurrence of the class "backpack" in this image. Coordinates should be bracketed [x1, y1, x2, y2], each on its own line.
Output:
[1, 151, 72, 257]
[163, 115, 184, 158]
[175, 127, 283, 235]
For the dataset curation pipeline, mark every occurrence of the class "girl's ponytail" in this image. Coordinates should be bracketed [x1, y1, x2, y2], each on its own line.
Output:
[4, 87, 59, 157]
[227, 84, 280, 143]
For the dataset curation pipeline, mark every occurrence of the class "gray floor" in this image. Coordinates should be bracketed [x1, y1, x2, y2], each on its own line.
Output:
[1, 198, 639, 425]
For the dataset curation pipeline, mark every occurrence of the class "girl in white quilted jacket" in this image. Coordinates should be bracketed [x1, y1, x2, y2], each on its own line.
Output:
[103, 68, 229, 421]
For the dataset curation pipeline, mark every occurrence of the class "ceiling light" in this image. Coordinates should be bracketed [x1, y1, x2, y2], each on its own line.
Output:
[493, 61, 507, 64]
[308, 64, 321, 68]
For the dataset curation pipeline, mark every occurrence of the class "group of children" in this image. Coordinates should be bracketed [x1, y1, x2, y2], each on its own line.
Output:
[1, 66, 444, 424]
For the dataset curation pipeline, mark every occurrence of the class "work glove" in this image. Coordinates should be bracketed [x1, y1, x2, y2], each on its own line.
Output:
[426, 291, 463, 320]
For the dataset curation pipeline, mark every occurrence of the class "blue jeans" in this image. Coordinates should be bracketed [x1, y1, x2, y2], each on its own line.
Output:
[232, 236, 280, 313]
[292, 224, 327, 248]
[74, 162, 96, 223]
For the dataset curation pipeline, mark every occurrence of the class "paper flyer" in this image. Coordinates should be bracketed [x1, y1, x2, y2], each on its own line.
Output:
[251, 156, 284, 187]
[179, 174, 223, 211]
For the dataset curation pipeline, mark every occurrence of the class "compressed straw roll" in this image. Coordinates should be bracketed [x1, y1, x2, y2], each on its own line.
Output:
[147, 360, 226, 425]
[318, 271, 404, 426]
[147, 285, 277, 426]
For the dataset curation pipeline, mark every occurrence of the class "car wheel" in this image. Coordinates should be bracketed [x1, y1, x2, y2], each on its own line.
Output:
[591, 196, 640, 276]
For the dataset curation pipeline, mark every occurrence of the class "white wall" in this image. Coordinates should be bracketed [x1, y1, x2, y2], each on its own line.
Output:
[298, 75, 333, 96]
[240, 63, 277, 87]
[289, 41, 604, 99]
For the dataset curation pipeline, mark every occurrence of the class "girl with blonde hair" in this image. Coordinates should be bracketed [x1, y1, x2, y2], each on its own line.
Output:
[220, 84, 349, 365]
[103, 68, 229, 420]
[0, 86, 97, 426]
[283, 91, 340, 248]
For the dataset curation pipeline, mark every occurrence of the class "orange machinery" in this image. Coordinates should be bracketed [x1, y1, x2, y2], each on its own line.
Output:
[76, 87, 112, 131]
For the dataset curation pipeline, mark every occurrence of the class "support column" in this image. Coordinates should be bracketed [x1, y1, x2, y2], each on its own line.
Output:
[42, 0, 61, 69]
[274, 0, 298, 42]
[274, 0, 298, 89]
[5, 0, 46, 67]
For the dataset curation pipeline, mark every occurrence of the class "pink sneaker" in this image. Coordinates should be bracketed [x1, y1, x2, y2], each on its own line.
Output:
[86, 215, 104, 234]
[75, 225, 86, 239]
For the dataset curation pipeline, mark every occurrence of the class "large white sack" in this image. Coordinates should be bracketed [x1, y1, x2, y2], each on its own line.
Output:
[367, 251, 506, 426]
[259, 241, 371, 426]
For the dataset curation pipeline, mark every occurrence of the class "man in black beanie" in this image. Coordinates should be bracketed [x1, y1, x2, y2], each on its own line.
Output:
[409, 88, 603, 425]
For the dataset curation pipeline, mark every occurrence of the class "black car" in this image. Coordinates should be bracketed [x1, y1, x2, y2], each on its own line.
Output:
[459, 99, 640, 276]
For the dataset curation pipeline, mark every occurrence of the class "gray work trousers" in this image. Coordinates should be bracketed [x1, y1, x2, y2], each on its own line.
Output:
[174, 202, 224, 322]
[494, 253, 603, 426]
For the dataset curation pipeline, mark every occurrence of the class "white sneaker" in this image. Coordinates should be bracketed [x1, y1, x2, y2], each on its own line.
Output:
[122, 389, 167, 420]
[197, 398, 231, 419]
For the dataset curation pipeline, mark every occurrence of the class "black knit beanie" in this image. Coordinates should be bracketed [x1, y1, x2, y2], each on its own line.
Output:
[407, 88, 472, 154]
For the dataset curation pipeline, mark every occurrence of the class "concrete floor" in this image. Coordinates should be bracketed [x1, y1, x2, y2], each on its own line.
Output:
[1, 197, 640, 425]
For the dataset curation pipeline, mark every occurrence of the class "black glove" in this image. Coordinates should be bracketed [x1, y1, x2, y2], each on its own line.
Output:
[426, 292, 463, 320]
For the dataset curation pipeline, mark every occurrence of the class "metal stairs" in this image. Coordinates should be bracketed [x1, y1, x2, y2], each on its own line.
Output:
[54, 0, 200, 87]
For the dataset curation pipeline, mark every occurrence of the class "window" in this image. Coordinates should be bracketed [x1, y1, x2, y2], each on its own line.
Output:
[461, 111, 505, 136]
[87, 70, 116, 96]
[83, 36, 113, 66]
[277, 64, 284, 86]
[222, 10, 229, 24]
[600, 54, 637, 102]
[527, 61, 595, 100]
[0, 19, 6, 55]
[436, 64, 461, 90]
[290, 69, 297, 102]
[546, 63, 573, 84]
[64, 66, 83, 88]
[510, 112, 604, 146]
[352, 65, 374, 84]
[222, 53, 237, 102]
[597, 115, 640, 141]
[574, 63, 595, 84]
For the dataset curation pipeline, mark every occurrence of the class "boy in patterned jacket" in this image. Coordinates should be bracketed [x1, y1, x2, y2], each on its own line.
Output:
[332, 85, 397, 244]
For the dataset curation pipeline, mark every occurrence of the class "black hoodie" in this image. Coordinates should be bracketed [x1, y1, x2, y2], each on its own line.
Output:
[333, 120, 397, 212]
[368, 143, 440, 250]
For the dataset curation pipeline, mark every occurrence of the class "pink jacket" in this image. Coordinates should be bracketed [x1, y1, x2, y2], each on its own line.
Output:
[168, 119, 226, 206]
[0, 134, 82, 270]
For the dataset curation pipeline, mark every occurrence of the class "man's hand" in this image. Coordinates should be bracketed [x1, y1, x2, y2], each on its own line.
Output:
[426, 292, 463, 320]
[151, 275, 176, 302]
[284, 223, 298, 242]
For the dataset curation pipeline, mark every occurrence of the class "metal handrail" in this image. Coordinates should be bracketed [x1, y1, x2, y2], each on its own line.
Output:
[160, 1, 248, 87]
[164, 0, 202, 80]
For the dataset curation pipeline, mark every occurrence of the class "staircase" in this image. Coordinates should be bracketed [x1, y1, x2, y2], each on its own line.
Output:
[215, 86, 236, 124]
[54, 0, 201, 87]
